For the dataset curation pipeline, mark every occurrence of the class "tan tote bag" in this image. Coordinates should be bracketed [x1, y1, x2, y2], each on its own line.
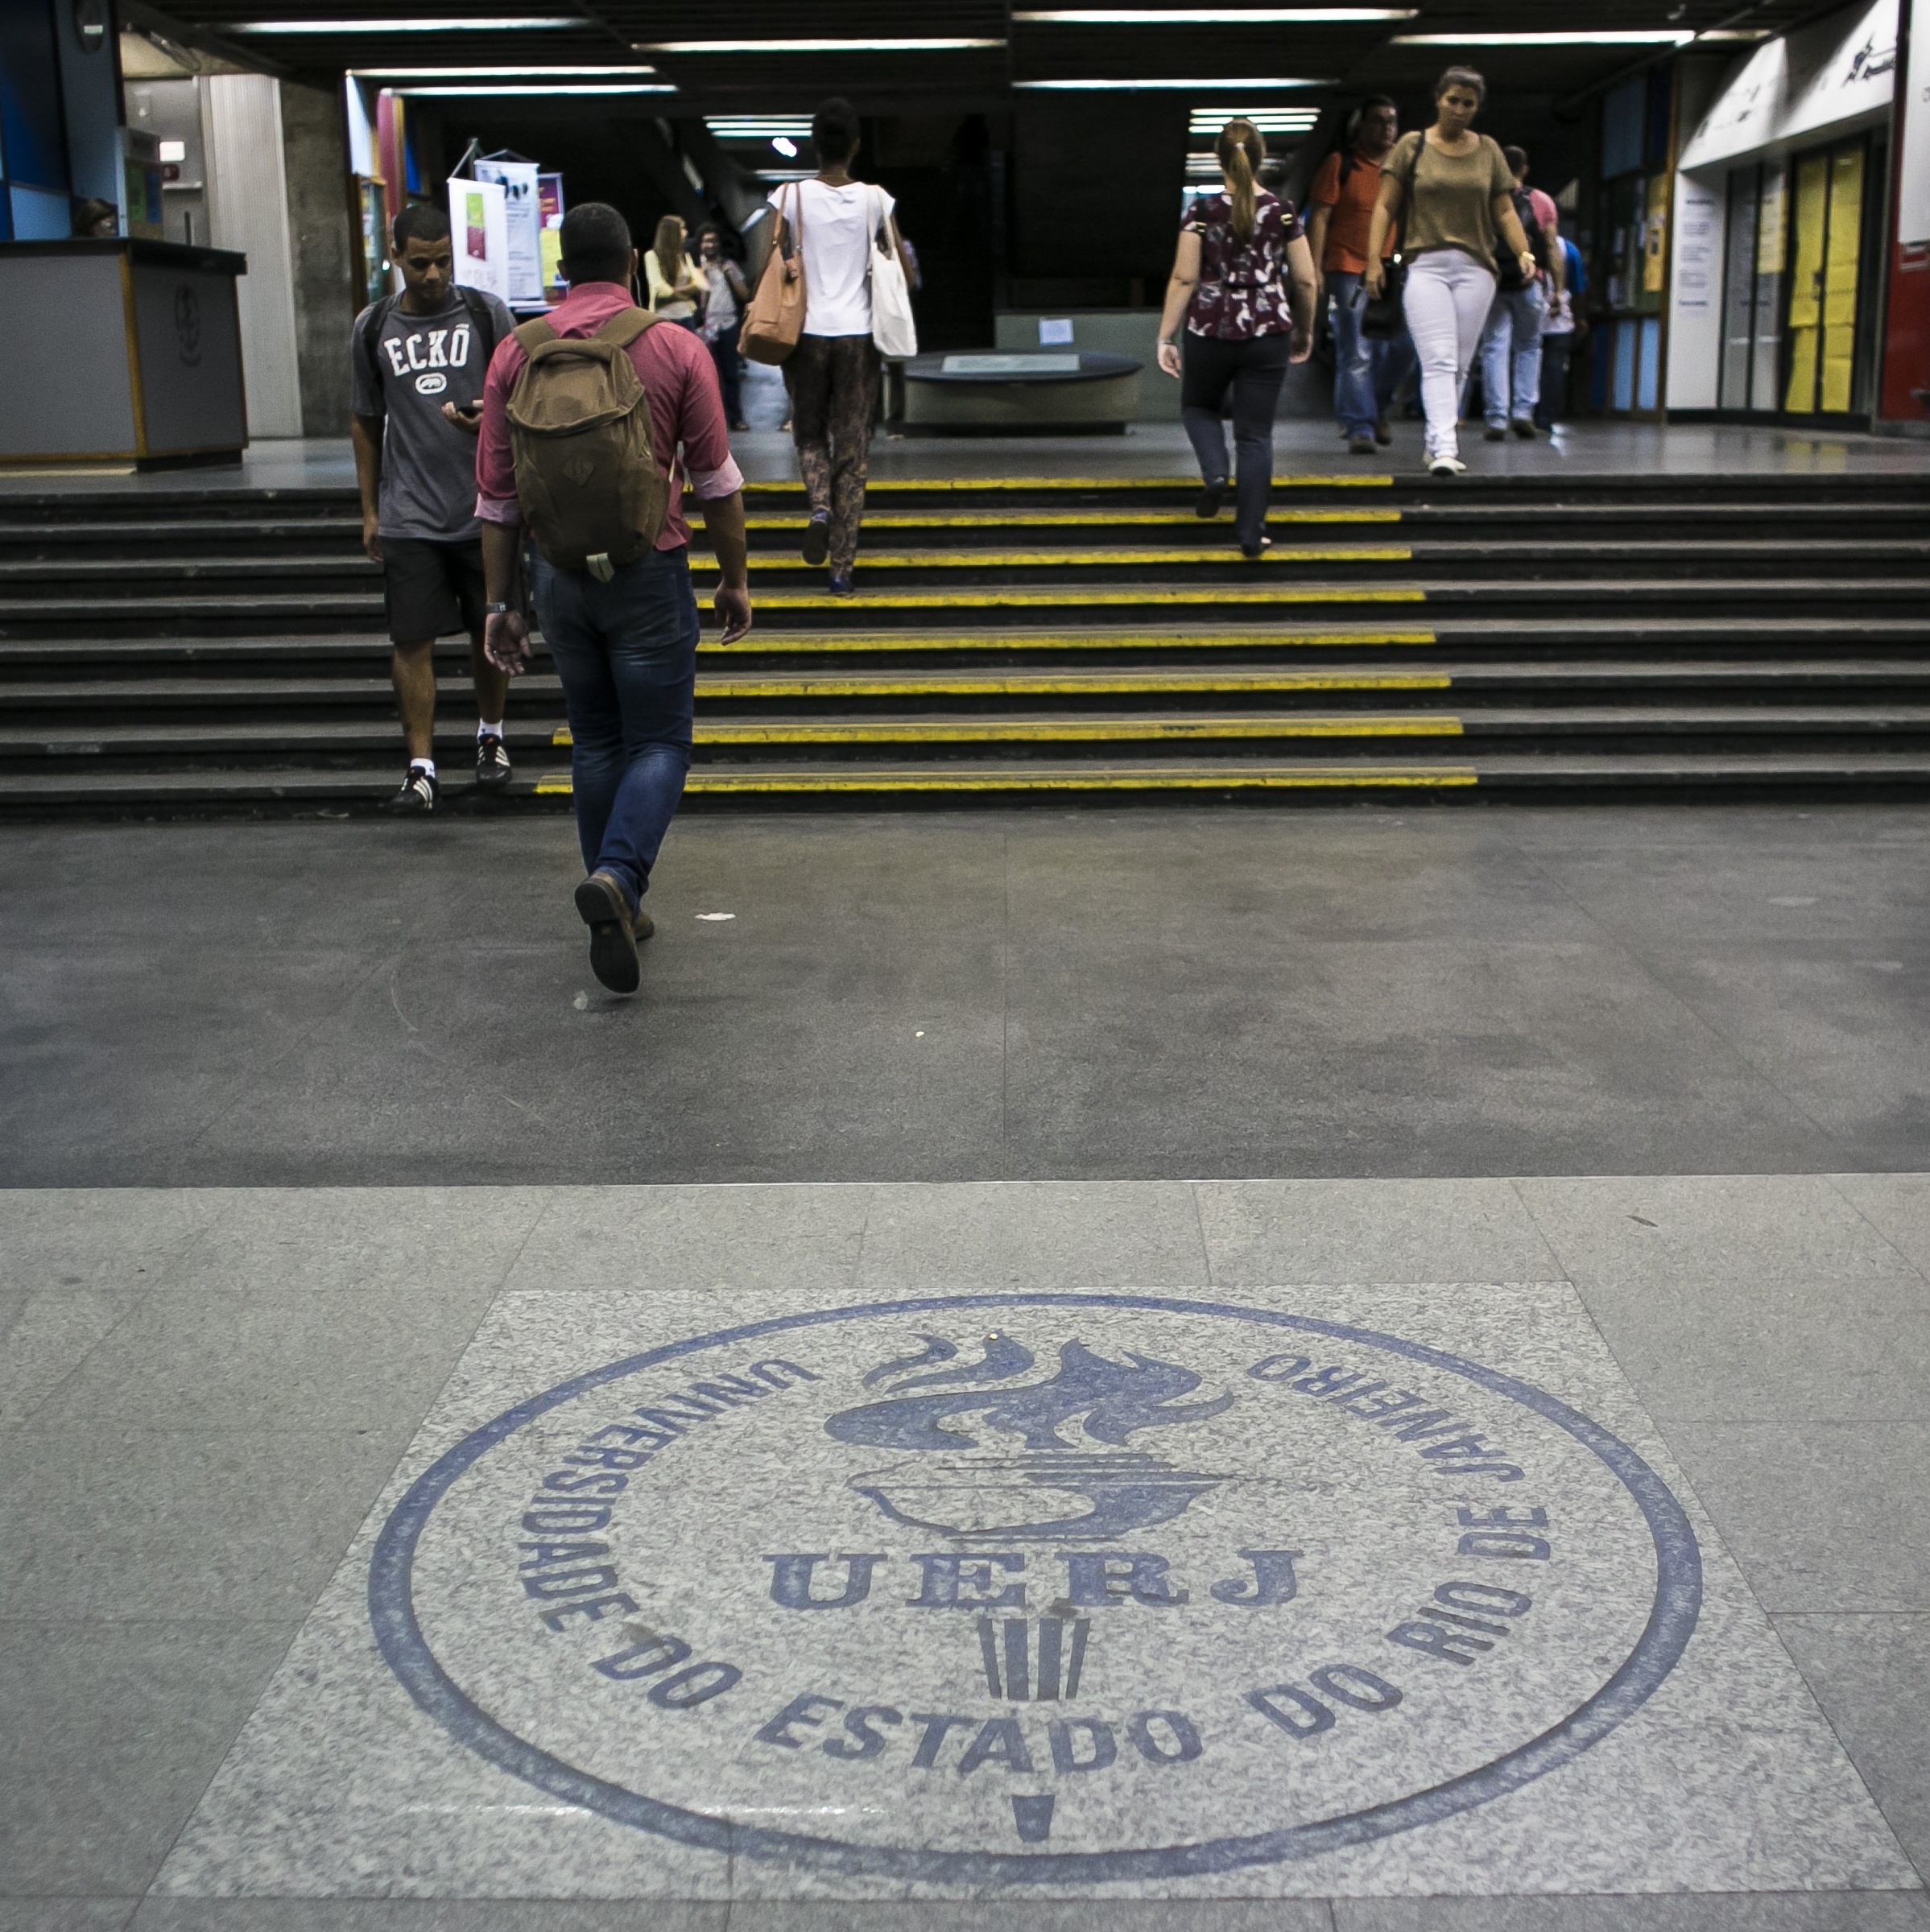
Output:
[741, 184, 807, 366]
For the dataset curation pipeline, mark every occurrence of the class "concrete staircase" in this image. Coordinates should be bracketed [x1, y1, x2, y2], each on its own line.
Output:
[5, 470, 1930, 811]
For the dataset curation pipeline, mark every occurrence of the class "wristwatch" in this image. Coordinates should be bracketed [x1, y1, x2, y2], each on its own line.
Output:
[485, 601, 512, 615]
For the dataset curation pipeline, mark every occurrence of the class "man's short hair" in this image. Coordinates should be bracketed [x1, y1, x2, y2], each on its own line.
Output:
[1503, 144, 1529, 175]
[812, 97, 860, 166]
[559, 201, 633, 287]
[392, 202, 451, 251]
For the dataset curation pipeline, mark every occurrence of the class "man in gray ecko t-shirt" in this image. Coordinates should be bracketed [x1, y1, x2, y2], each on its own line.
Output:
[349, 202, 516, 813]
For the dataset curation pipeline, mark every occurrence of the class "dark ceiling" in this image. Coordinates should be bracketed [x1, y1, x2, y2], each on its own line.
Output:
[138, 0, 1854, 119]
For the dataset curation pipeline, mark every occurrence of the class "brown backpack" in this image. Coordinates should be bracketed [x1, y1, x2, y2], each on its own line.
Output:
[506, 308, 667, 581]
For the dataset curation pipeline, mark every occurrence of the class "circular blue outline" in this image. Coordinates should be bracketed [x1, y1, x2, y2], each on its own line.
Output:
[370, 1292, 1701, 1884]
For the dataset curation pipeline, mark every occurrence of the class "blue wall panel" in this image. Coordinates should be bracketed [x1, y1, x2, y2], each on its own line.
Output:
[0, 0, 70, 192]
[11, 181, 74, 237]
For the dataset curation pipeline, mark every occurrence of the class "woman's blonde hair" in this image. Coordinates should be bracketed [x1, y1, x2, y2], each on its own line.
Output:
[652, 213, 686, 270]
[1217, 118, 1267, 244]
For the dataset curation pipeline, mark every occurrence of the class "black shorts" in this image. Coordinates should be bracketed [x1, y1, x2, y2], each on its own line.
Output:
[382, 536, 486, 645]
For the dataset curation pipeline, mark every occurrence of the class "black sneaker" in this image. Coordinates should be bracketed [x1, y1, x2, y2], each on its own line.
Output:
[1374, 417, 1393, 446]
[1240, 534, 1274, 560]
[828, 569, 855, 596]
[574, 870, 642, 994]
[476, 733, 513, 790]
[1195, 481, 1226, 518]
[801, 511, 831, 566]
[386, 764, 437, 812]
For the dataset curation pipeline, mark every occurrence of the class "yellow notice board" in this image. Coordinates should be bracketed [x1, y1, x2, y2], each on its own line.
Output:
[1643, 171, 1671, 296]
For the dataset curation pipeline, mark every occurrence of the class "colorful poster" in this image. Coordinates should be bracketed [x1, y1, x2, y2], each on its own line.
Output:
[448, 176, 509, 301]
[539, 172, 567, 299]
[473, 157, 543, 306]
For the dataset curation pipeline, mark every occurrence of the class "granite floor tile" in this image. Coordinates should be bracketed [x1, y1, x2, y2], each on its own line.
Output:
[0, 1426, 414, 1621]
[1830, 1175, 1930, 1280]
[1514, 1175, 1923, 1292]
[129, 1906, 727, 1932]
[43, 1286, 496, 1433]
[1194, 1179, 1564, 1286]
[172, 1187, 552, 1295]
[503, 1184, 875, 1295]
[0, 1905, 138, 1932]
[1563, 1269, 1930, 1423]
[0, 1190, 224, 1294]
[0, 1286, 140, 1428]
[725, 1909, 1335, 1930]
[1335, 1893, 1928, 1930]
[853, 1180, 1212, 1288]
[1660, 1424, 1930, 1612]
[0, 1619, 291, 1898]
[1775, 1615, 1930, 1877]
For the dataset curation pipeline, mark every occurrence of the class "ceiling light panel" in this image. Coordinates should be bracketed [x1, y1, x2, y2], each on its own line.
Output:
[1016, 8, 1412, 19]
[230, 16, 585, 29]
[1391, 30, 1694, 44]
[1017, 75, 1328, 88]
[395, 81, 675, 93]
[634, 37, 1005, 52]
[350, 64, 656, 76]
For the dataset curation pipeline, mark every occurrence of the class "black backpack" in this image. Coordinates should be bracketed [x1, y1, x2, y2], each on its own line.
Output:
[1497, 186, 1552, 290]
[357, 286, 502, 412]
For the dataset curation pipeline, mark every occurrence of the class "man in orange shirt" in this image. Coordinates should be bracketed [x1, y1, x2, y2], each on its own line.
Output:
[1305, 96, 1415, 455]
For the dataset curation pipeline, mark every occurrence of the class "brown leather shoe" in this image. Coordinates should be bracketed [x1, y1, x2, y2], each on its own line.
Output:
[573, 870, 641, 994]
[632, 904, 655, 943]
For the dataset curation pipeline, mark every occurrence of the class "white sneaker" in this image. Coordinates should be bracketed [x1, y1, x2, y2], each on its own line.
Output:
[1428, 453, 1467, 477]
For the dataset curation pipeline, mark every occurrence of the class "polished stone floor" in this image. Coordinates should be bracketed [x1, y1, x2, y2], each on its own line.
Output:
[5, 810, 1930, 1187]
[6, 808, 1930, 1928]
[5, 1175, 1929, 1928]
[5, 419, 1930, 495]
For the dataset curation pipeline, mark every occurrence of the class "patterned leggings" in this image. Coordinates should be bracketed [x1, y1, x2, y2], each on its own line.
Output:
[786, 332, 880, 573]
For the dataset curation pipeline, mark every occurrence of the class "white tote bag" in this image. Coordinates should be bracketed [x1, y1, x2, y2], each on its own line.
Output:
[868, 186, 918, 360]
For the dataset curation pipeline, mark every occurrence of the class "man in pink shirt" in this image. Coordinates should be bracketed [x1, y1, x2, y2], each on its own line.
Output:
[477, 203, 751, 995]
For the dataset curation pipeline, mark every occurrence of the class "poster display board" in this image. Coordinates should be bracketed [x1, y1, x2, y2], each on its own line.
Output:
[473, 156, 543, 307]
[448, 176, 509, 302]
[539, 172, 567, 302]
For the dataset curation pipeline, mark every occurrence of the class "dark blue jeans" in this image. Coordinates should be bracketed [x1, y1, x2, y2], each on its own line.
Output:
[533, 545, 697, 912]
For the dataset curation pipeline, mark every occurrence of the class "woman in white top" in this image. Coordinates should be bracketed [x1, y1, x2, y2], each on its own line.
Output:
[643, 215, 704, 328]
[756, 97, 906, 592]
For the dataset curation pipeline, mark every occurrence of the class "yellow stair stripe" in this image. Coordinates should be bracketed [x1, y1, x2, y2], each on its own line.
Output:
[693, 716, 1465, 745]
[735, 475, 1395, 492]
[696, 628, 1438, 655]
[706, 547, 1413, 569]
[749, 587, 1427, 610]
[728, 509, 1403, 529]
[537, 764, 1474, 795]
[693, 671, 1451, 700]
[554, 707, 1461, 747]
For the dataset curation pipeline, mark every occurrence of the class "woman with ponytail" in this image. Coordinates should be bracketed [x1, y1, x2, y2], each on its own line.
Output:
[1157, 118, 1316, 557]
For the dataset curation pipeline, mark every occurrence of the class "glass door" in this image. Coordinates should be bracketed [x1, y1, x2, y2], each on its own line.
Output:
[1783, 136, 1870, 416]
[1783, 149, 1830, 412]
[1719, 165, 1760, 408]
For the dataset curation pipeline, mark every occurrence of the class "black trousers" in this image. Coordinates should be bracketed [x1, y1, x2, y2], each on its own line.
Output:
[1180, 331, 1293, 548]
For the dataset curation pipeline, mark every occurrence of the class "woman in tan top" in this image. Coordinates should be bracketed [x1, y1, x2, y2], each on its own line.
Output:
[1364, 67, 1537, 476]
[644, 215, 705, 329]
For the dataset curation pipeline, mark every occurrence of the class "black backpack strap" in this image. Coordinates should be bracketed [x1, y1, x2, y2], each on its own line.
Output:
[460, 285, 502, 374]
[356, 291, 400, 416]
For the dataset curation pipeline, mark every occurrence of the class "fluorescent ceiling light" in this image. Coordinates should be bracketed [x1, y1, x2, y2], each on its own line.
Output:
[1018, 75, 1328, 88]
[232, 16, 582, 30]
[705, 117, 813, 132]
[1017, 8, 1413, 19]
[397, 81, 676, 93]
[1391, 30, 1692, 44]
[771, 135, 798, 156]
[351, 64, 656, 76]
[636, 37, 1004, 52]
[1189, 106, 1317, 123]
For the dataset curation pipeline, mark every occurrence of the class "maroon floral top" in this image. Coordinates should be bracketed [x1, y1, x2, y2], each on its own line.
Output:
[1183, 189, 1303, 341]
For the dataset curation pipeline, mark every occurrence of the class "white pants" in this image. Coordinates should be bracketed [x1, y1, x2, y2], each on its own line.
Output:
[1401, 249, 1498, 461]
